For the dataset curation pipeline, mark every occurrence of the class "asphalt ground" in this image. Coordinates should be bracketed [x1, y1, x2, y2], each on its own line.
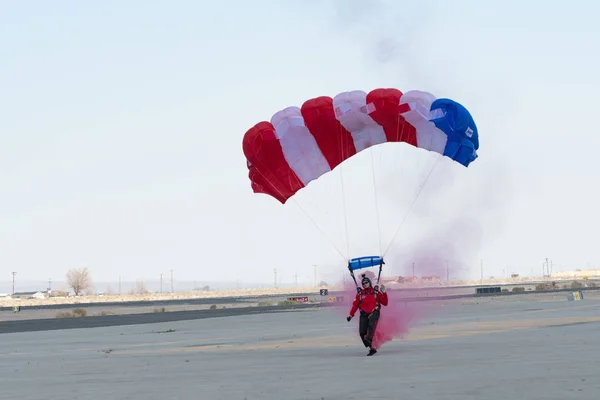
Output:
[1, 291, 599, 400]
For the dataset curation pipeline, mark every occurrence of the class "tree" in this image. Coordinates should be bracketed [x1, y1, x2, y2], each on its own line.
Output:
[66, 267, 93, 296]
[131, 279, 149, 294]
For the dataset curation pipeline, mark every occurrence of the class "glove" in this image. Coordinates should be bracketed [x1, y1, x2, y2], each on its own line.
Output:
[374, 285, 379, 292]
[346, 315, 352, 322]
[380, 284, 386, 293]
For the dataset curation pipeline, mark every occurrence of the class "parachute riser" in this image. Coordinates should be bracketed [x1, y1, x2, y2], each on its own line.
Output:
[347, 258, 385, 294]
[347, 267, 361, 294]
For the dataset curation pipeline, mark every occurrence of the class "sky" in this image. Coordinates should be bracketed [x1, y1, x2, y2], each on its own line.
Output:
[1, 0, 599, 293]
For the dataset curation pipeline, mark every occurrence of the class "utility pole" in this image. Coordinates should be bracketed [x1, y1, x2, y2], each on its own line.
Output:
[170, 269, 174, 293]
[480, 259, 483, 281]
[160, 273, 163, 293]
[294, 271, 298, 287]
[543, 257, 555, 277]
[48, 278, 52, 292]
[412, 262, 415, 277]
[118, 275, 122, 295]
[273, 269, 277, 288]
[542, 261, 545, 277]
[446, 260, 449, 282]
[11, 272, 16, 296]
[313, 265, 317, 287]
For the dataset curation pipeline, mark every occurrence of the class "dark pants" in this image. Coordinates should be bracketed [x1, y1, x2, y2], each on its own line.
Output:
[359, 309, 380, 348]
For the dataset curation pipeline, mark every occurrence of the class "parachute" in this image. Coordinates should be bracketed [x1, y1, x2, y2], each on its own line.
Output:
[242, 87, 479, 289]
[242, 88, 478, 204]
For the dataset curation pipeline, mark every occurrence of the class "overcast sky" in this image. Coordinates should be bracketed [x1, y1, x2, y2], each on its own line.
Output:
[1, 0, 598, 292]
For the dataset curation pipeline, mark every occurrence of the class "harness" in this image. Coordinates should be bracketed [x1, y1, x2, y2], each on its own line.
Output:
[358, 288, 382, 316]
[347, 256, 385, 317]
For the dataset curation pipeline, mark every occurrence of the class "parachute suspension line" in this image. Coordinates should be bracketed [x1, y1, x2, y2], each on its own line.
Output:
[369, 147, 383, 256]
[253, 166, 347, 261]
[289, 197, 347, 262]
[381, 153, 443, 258]
[339, 163, 351, 259]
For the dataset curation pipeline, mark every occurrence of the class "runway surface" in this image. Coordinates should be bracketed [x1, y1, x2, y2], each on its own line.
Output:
[1, 296, 599, 400]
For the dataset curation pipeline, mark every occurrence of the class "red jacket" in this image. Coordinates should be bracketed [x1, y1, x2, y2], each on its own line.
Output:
[349, 288, 388, 317]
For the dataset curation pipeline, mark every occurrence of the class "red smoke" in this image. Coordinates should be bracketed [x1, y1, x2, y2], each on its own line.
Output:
[324, 201, 496, 350]
[328, 278, 429, 350]
[372, 291, 422, 349]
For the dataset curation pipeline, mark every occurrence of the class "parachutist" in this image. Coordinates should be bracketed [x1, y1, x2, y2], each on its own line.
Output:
[242, 87, 480, 352]
[347, 274, 388, 356]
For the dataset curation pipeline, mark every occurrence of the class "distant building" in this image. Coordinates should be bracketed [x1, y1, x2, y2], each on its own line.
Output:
[12, 291, 47, 299]
[381, 276, 405, 284]
[552, 269, 600, 278]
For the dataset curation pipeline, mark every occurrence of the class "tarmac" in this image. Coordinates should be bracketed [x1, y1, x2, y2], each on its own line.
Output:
[1, 294, 599, 400]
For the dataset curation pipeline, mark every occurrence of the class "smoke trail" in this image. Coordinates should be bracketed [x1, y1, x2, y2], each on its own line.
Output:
[306, 0, 518, 350]
[385, 155, 515, 280]
[328, 0, 439, 87]
[326, 0, 522, 114]
[328, 279, 429, 350]
[326, 155, 515, 350]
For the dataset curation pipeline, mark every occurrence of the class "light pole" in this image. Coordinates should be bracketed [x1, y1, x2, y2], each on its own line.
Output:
[11, 272, 16, 296]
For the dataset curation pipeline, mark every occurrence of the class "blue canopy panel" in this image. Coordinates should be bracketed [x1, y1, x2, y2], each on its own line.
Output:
[429, 98, 479, 167]
[348, 256, 384, 271]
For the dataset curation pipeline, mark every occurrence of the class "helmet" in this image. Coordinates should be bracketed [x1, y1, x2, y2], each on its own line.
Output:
[361, 274, 372, 286]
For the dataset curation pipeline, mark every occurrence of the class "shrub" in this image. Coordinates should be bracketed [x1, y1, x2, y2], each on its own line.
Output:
[72, 308, 87, 317]
[55, 308, 88, 318]
[96, 310, 115, 316]
[56, 311, 73, 318]
[535, 282, 557, 291]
